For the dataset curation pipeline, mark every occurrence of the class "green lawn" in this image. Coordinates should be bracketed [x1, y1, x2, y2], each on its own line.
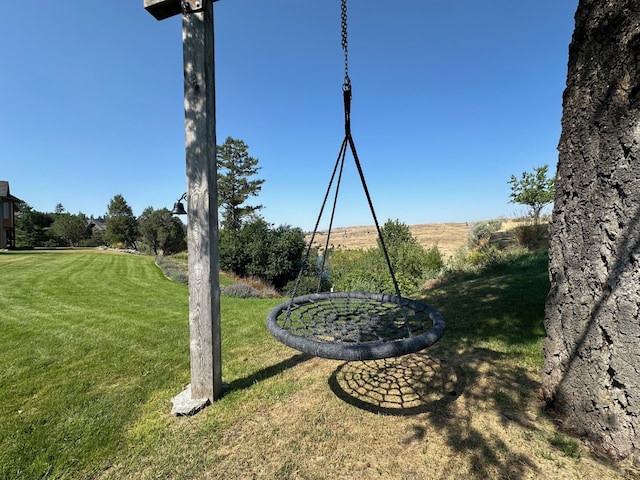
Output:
[0, 250, 281, 479]
[2, 248, 626, 479]
[418, 250, 550, 369]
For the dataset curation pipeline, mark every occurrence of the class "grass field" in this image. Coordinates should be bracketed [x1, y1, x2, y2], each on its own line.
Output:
[0, 249, 635, 479]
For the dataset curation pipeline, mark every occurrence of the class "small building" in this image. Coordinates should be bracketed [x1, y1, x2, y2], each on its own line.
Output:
[0, 181, 22, 249]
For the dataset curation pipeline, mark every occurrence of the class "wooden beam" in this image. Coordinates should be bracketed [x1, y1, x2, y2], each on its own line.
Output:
[144, 0, 218, 21]
[144, 0, 182, 21]
[144, 0, 222, 410]
[182, 1, 222, 402]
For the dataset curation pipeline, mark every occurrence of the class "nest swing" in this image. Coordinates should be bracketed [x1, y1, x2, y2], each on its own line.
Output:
[266, 0, 445, 361]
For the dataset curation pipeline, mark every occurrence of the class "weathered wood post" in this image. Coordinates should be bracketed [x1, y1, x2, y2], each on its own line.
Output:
[144, 0, 222, 413]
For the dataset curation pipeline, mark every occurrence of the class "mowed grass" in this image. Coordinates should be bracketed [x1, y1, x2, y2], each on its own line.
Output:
[0, 251, 187, 478]
[0, 249, 631, 479]
[0, 251, 279, 479]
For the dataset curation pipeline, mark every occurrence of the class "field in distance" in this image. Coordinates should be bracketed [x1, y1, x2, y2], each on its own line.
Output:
[306, 222, 472, 259]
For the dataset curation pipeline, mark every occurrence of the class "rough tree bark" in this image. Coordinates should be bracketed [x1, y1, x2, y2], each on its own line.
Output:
[543, 0, 640, 465]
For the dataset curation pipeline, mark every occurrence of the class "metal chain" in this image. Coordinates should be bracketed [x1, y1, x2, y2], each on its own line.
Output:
[341, 0, 351, 90]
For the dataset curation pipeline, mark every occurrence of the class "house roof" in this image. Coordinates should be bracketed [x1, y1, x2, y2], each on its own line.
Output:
[0, 180, 23, 203]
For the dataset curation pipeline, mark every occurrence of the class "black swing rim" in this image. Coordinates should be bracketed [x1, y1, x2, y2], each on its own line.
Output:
[267, 291, 446, 361]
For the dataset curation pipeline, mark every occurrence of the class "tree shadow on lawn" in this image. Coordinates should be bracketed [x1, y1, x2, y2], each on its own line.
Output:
[424, 250, 550, 354]
[328, 251, 551, 478]
[329, 349, 542, 478]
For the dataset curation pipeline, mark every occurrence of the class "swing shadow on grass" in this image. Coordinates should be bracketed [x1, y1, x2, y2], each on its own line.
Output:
[328, 351, 466, 416]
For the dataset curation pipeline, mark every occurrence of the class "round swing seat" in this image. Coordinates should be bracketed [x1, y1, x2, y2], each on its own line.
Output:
[267, 291, 445, 361]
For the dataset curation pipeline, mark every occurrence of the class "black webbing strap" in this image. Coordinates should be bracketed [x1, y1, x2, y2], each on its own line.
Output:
[286, 0, 402, 306]
[341, 87, 402, 299]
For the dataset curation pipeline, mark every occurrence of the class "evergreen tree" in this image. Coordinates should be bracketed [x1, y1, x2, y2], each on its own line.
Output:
[49, 212, 91, 247]
[105, 194, 138, 248]
[138, 207, 186, 255]
[217, 137, 265, 231]
[14, 203, 53, 248]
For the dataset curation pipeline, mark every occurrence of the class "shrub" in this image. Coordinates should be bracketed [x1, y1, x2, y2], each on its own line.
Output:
[257, 286, 280, 299]
[330, 248, 385, 292]
[221, 282, 261, 298]
[424, 244, 444, 275]
[221, 282, 279, 299]
[329, 241, 443, 295]
[468, 220, 502, 248]
[443, 246, 474, 274]
[219, 218, 306, 291]
[155, 256, 189, 285]
[466, 243, 504, 268]
[284, 275, 332, 296]
[167, 268, 189, 285]
[514, 223, 547, 249]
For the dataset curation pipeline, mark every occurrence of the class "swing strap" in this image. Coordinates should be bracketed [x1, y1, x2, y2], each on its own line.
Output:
[337, 0, 400, 298]
[287, 0, 401, 302]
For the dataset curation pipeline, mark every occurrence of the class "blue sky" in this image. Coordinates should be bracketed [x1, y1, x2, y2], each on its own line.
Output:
[1, 1, 577, 231]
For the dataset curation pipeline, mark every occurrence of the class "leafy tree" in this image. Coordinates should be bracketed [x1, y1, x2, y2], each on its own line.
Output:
[378, 219, 415, 251]
[49, 212, 91, 247]
[105, 194, 138, 248]
[138, 207, 166, 255]
[54, 203, 65, 215]
[508, 165, 555, 224]
[162, 215, 187, 255]
[14, 203, 54, 247]
[217, 137, 265, 231]
[138, 207, 186, 255]
[329, 220, 443, 294]
[379, 219, 443, 291]
[219, 216, 306, 290]
[85, 227, 106, 247]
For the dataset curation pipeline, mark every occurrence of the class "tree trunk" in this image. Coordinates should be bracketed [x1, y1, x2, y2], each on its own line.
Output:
[543, 0, 640, 465]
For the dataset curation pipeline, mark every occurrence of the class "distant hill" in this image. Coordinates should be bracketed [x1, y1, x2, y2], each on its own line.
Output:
[306, 222, 471, 259]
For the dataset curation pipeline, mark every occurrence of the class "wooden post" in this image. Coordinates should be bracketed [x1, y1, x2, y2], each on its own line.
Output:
[182, 0, 222, 404]
[144, 0, 222, 411]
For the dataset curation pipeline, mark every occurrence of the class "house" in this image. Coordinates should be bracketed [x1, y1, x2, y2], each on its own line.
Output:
[88, 216, 107, 233]
[0, 181, 22, 249]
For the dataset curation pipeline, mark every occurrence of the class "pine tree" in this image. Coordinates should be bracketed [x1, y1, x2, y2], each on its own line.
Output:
[217, 137, 265, 231]
[105, 194, 138, 248]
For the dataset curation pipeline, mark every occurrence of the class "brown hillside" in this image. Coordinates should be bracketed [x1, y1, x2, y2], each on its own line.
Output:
[306, 222, 471, 259]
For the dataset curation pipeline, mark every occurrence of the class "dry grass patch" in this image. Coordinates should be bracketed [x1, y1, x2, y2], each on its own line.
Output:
[128, 347, 629, 480]
[307, 223, 471, 259]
